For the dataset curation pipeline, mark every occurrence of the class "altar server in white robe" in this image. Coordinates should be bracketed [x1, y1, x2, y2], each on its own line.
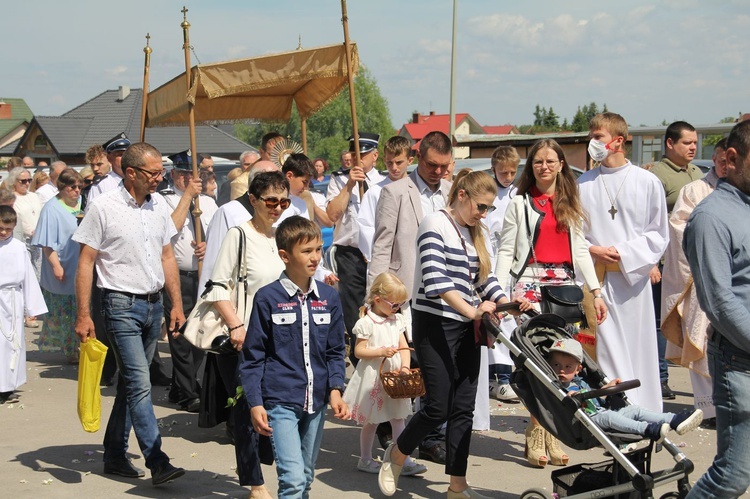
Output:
[0, 205, 47, 401]
[577, 112, 668, 412]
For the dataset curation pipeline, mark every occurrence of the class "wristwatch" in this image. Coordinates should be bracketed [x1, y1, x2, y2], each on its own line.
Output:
[328, 386, 345, 395]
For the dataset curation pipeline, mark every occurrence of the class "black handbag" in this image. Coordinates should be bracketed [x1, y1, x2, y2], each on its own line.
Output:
[524, 196, 588, 329]
[540, 285, 588, 329]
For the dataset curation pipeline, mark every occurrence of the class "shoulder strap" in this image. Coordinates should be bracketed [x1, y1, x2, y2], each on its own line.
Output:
[234, 226, 249, 316]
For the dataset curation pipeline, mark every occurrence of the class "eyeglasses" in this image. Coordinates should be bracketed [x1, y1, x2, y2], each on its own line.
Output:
[473, 200, 496, 214]
[18, 178, 32, 184]
[532, 159, 560, 169]
[258, 196, 291, 210]
[382, 298, 406, 311]
[131, 167, 166, 180]
[67, 184, 83, 191]
[83, 178, 94, 185]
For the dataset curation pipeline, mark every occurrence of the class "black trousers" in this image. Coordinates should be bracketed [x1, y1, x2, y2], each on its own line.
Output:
[333, 245, 367, 365]
[396, 310, 480, 477]
[164, 271, 205, 404]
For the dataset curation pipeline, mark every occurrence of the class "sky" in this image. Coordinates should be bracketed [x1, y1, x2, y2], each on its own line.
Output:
[3, 0, 748, 131]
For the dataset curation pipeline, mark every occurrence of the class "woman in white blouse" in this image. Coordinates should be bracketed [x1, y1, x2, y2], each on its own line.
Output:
[207, 170, 290, 499]
[7, 167, 43, 327]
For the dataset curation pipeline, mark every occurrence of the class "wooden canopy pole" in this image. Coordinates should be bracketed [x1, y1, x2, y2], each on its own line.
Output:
[301, 118, 308, 155]
[139, 33, 152, 142]
[180, 6, 203, 275]
[340, 0, 364, 199]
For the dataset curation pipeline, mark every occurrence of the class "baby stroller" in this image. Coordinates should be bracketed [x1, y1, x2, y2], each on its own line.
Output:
[485, 306, 694, 499]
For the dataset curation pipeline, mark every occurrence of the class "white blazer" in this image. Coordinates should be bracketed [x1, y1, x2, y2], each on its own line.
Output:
[494, 194, 600, 292]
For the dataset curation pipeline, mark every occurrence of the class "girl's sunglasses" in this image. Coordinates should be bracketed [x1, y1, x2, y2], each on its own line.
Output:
[382, 298, 406, 311]
[259, 196, 291, 210]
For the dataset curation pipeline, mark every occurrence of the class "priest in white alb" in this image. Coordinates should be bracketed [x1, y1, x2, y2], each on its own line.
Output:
[577, 112, 669, 412]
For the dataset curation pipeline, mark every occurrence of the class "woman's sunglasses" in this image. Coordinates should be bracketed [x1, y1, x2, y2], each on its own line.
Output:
[18, 178, 32, 184]
[258, 196, 291, 210]
[474, 199, 496, 214]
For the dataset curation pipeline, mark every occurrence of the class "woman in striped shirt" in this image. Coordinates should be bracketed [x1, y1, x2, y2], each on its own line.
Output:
[379, 169, 530, 499]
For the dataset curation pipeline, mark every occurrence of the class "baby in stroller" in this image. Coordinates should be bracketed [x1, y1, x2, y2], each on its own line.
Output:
[547, 338, 703, 443]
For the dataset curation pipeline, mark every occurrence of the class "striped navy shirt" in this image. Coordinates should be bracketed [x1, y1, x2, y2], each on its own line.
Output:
[412, 211, 505, 322]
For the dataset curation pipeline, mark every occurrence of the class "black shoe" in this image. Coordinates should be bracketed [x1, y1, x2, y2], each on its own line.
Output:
[100, 377, 114, 387]
[376, 422, 393, 449]
[661, 381, 676, 400]
[151, 375, 173, 387]
[418, 443, 446, 464]
[151, 462, 185, 485]
[181, 398, 200, 413]
[103, 457, 146, 478]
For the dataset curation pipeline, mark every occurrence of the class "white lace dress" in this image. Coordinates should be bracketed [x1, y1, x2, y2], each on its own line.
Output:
[343, 310, 412, 425]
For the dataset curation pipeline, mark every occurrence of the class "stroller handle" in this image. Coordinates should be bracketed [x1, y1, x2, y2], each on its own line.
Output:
[495, 302, 539, 317]
[570, 379, 641, 404]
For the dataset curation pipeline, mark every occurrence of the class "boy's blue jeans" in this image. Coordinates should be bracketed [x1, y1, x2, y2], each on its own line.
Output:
[489, 363, 512, 384]
[687, 334, 750, 498]
[590, 405, 674, 435]
[268, 404, 326, 499]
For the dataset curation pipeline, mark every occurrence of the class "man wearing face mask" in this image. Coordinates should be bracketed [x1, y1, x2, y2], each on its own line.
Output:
[577, 112, 669, 412]
[647, 121, 703, 400]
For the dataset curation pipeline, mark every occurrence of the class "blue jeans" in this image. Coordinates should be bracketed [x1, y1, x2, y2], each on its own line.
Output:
[102, 291, 169, 470]
[591, 405, 674, 435]
[489, 363, 512, 385]
[268, 404, 326, 499]
[687, 334, 750, 498]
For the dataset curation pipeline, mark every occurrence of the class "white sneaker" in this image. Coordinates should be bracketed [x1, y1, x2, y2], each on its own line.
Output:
[401, 459, 427, 476]
[493, 384, 519, 401]
[357, 458, 381, 474]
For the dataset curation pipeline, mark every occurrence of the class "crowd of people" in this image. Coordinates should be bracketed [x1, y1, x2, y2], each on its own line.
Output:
[1, 112, 749, 499]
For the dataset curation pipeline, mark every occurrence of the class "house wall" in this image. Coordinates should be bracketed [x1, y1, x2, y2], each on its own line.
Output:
[470, 143, 589, 169]
[16, 125, 57, 162]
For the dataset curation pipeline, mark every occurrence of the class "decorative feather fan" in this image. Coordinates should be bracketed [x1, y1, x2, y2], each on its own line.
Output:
[270, 138, 304, 168]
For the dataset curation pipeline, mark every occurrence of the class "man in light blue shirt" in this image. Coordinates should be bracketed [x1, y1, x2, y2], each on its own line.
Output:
[684, 120, 750, 498]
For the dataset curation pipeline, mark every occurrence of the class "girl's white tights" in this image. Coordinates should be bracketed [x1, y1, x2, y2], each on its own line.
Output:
[361, 419, 415, 465]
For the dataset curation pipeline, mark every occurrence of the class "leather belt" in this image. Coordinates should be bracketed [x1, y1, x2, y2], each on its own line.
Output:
[103, 289, 162, 303]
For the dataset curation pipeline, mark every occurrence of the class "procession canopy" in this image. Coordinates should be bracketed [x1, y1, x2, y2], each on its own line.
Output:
[146, 43, 359, 126]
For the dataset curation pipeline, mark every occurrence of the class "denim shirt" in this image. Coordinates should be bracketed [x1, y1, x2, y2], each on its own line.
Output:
[684, 180, 750, 353]
[239, 273, 346, 413]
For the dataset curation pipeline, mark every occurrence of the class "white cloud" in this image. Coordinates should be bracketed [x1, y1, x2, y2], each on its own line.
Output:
[105, 65, 128, 77]
[48, 95, 66, 106]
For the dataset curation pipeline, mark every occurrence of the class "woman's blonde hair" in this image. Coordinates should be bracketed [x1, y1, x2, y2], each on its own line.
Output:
[30, 171, 49, 192]
[361, 272, 408, 317]
[448, 169, 497, 284]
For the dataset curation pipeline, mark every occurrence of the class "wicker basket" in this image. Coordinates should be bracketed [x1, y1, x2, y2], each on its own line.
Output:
[379, 348, 426, 399]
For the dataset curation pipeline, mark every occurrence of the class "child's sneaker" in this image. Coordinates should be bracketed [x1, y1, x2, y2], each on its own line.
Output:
[644, 422, 669, 443]
[401, 459, 427, 476]
[357, 458, 382, 474]
[671, 409, 703, 435]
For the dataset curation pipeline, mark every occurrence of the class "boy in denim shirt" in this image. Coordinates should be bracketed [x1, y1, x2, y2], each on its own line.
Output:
[239, 216, 350, 498]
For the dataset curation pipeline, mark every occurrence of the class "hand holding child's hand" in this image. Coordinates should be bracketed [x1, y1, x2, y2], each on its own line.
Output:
[251, 405, 273, 436]
[330, 391, 350, 420]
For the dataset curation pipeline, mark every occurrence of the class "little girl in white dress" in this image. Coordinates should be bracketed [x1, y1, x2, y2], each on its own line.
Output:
[343, 272, 427, 476]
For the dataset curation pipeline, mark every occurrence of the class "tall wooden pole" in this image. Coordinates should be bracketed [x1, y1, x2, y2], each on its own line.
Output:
[181, 6, 203, 275]
[340, 0, 364, 199]
[301, 118, 308, 155]
[139, 33, 152, 142]
[449, 0, 457, 160]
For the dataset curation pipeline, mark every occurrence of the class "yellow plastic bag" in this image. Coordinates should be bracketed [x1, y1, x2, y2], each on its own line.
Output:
[77, 338, 108, 432]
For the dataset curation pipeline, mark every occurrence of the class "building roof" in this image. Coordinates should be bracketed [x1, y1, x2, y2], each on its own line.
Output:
[0, 98, 33, 138]
[482, 125, 518, 135]
[14, 87, 253, 158]
[400, 112, 486, 141]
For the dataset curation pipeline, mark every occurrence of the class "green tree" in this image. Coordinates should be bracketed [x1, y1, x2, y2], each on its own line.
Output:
[543, 107, 560, 129]
[234, 66, 394, 167]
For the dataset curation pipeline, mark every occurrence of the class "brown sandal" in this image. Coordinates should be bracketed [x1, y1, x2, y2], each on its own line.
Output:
[545, 430, 569, 466]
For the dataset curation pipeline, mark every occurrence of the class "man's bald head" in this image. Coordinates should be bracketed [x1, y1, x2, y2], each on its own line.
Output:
[247, 160, 280, 188]
[49, 161, 67, 183]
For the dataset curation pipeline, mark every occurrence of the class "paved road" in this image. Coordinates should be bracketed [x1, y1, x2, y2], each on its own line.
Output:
[1, 327, 719, 498]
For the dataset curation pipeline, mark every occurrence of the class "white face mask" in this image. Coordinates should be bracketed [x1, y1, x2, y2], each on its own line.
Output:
[588, 139, 609, 163]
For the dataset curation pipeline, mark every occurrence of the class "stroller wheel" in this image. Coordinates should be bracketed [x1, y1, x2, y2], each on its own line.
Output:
[520, 488, 555, 499]
[659, 494, 683, 499]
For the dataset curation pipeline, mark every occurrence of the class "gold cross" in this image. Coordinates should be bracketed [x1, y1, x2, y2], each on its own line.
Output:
[608, 205, 618, 220]
[181, 6, 188, 19]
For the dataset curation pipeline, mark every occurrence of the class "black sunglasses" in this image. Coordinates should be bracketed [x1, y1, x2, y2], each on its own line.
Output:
[18, 178, 32, 184]
[474, 200, 496, 214]
[259, 196, 291, 210]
